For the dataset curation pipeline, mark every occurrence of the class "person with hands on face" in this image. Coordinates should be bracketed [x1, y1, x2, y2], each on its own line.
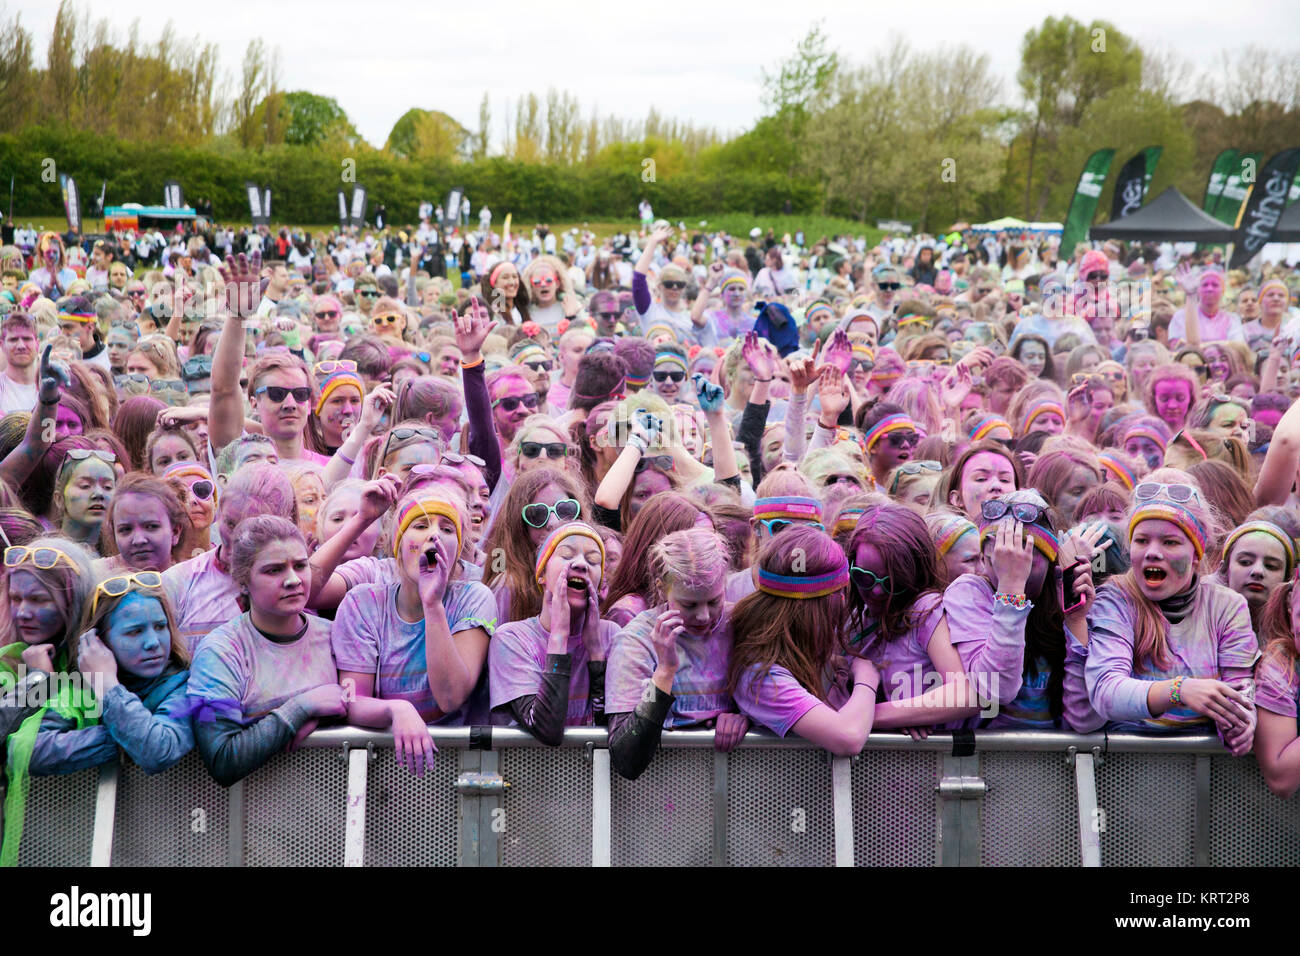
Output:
[331, 489, 496, 737]
[606, 527, 748, 779]
[187, 516, 344, 786]
[729, 526, 880, 754]
[24, 578, 193, 780]
[322, 382, 394, 487]
[943, 489, 1105, 731]
[489, 523, 618, 744]
[1084, 473, 1259, 753]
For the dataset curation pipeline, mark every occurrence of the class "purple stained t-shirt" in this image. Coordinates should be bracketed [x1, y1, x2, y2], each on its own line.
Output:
[162, 548, 240, 657]
[1256, 651, 1299, 724]
[187, 612, 337, 723]
[605, 604, 735, 727]
[330, 580, 498, 724]
[1085, 579, 1260, 733]
[488, 615, 619, 726]
[850, 592, 944, 703]
[733, 662, 851, 738]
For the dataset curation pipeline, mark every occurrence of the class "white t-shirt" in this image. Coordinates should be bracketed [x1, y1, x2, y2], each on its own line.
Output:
[0, 375, 37, 415]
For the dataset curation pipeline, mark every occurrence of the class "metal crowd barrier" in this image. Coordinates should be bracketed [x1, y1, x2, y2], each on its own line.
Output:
[8, 728, 1300, 866]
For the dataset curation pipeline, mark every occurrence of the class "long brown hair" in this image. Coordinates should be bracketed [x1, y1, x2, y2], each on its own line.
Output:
[72, 578, 190, 671]
[845, 503, 941, 654]
[602, 492, 710, 614]
[481, 467, 592, 622]
[1259, 580, 1298, 676]
[728, 526, 850, 700]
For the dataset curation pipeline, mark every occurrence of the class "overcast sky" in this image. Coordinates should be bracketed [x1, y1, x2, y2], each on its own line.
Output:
[12, 0, 1294, 147]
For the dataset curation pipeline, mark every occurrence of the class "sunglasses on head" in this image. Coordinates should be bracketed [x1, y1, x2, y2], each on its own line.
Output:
[522, 498, 581, 528]
[850, 565, 889, 590]
[888, 460, 942, 492]
[661, 281, 685, 291]
[981, 499, 1048, 525]
[255, 384, 312, 404]
[116, 373, 150, 386]
[65, 448, 117, 467]
[91, 570, 164, 616]
[183, 356, 212, 378]
[439, 451, 487, 469]
[1133, 482, 1200, 504]
[151, 379, 187, 393]
[4, 545, 78, 571]
[315, 359, 357, 376]
[760, 517, 824, 536]
[492, 393, 540, 412]
[634, 455, 674, 474]
[381, 426, 441, 460]
[520, 441, 573, 460]
[653, 370, 685, 383]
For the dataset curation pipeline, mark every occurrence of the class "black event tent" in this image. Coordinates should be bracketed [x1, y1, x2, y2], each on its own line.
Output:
[1273, 200, 1300, 242]
[1089, 187, 1237, 243]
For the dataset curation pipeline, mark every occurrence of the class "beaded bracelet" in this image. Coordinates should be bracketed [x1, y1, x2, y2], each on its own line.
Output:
[993, 592, 1031, 610]
[1170, 674, 1185, 706]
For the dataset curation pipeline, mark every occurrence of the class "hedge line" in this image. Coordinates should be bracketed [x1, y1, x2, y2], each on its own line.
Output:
[0, 127, 823, 227]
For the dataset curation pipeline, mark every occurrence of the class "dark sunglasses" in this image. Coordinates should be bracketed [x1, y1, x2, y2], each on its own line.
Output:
[823, 473, 863, 487]
[314, 309, 340, 319]
[981, 499, 1048, 525]
[661, 281, 686, 291]
[653, 370, 686, 383]
[151, 379, 187, 393]
[522, 497, 581, 528]
[183, 356, 212, 378]
[887, 431, 920, 449]
[492, 393, 541, 412]
[357, 289, 380, 298]
[876, 282, 901, 291]
[519, 441, 573, 460]
[381, 426, 441, 461]
[524, 360, 553, 373]
[634, 455, 674, 474]
[174, 477, 215, 501]
[596, 311, 621, 321]
[1127, 327, 1149, 341]
[255, 385, 312, 404]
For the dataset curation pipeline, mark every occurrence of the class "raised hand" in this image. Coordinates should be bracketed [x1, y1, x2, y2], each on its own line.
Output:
[693, 372, 725, 413]
[989, 520, 1034, 595]
[38, 344, 67, 405]
[1175, 262, 1199, 296]
[357, 473, 402, 523]
[822, 329, 853, 375]
[452, 305, 497, 359]
[741, 330, 777, 382]
[817, 368, 851, 424]
[218, 251, 263, 318]
[355, 385, 395, 438]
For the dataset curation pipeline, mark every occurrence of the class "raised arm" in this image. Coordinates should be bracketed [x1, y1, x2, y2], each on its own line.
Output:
[455, 305, 503, 490]
[0, 345, 64, 489]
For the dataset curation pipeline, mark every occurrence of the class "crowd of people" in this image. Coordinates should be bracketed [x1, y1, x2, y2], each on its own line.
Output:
[1, 207, 1300, 865]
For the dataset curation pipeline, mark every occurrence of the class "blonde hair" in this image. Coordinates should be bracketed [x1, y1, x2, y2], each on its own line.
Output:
[649, 527, 730, 603]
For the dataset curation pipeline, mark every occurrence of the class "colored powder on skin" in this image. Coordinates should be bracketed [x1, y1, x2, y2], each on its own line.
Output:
[1168, 556, 1191, 579]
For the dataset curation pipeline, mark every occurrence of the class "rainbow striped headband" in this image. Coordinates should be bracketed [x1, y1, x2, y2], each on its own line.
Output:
[805, 303, 834, 324]
[968, 416, 1011, 442]
[832, 507, 868, 536]
[979, 521, 1060, 562]
[721, 275, 749, 292]
[1020, 402, 1065, 434]
[863, 414, 918, 451]
[897, 313, 930, 327]
[393, 498, 463, 557]
[935, 516, 977, 556]
[1123, 426, 1167, 452]
[1128, 501, 1207, 561]
[1098, 452, 1137, 491]
[646, 323, 677, 342]
[624, 371, 650, 388]
[654, 351, 688, 371]
[533, 522, 606, 588]
[756, 557, 849, 600]
[851, 344, 874, 362]
[512, 344, 548, 366]
[1223, 520, 1296, 574]
[315, 370, 365, 414]
[58, 310, 96, 323]
[753, 496, 823, 523]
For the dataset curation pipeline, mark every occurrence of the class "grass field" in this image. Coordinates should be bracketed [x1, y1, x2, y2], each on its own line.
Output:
[13, 212, 885, 246]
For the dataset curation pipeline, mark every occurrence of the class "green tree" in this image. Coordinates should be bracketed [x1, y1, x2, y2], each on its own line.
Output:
[1016, 16, 1142, 218]
[760, 21, 839, 177]
[385, 108, 469, 162]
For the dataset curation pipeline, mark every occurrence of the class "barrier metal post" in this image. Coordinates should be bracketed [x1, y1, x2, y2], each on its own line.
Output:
[1073, 749, 1101, 867]
[344, 744, 369, 867]
[226, 778, 245, 866]
[592, 748, 611, 867]
[1195, 755, 1211, 867]
[90, 761, 119, 867]
[832, 757, 855, 867]
[711, 751, 728, 866]
[937, 754, 985, 866]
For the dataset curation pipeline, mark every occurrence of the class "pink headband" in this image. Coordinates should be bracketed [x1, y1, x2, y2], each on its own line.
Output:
[863, 414, 918, 451]
[1020, 402, 1065, 434]
[969, 416, 1012, 442]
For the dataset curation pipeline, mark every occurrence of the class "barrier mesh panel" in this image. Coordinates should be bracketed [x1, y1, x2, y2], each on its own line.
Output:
[15, 768, 98, 866]
[1096, 753, 1195, 866]
[1210, 755, 1300, 866]
[727, 749, 834, 866]
[612, 749, 712, 866]
[501, 747, 592, 866]
[112, 752, 228, 866]
[980, 751, 1078, 866]
[364, 747, 459, 867]
[851, 749, 939, 866]
[244, 749, 345, 866]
